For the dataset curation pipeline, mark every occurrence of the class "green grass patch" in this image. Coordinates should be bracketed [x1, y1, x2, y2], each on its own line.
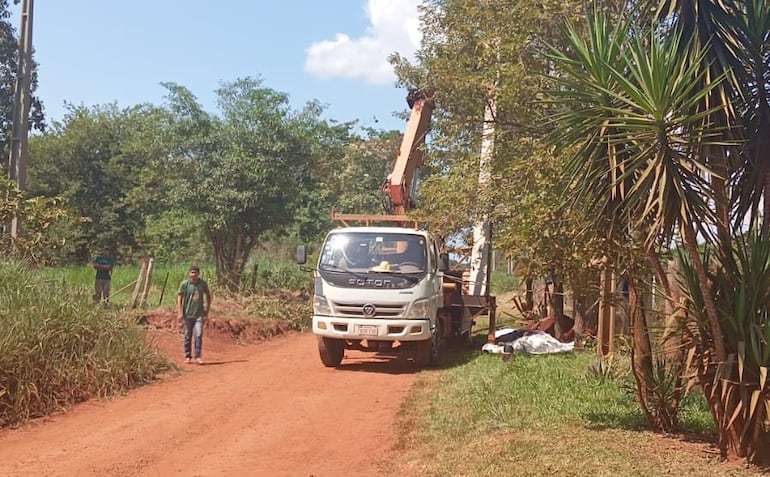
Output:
[37, 257, 312, 309]
[387, 348, 758, 476]
[36, 262, 214, 308]
[490, 270, 519, 295]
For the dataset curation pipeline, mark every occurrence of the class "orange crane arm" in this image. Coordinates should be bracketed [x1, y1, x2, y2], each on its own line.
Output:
[381, 90, 434, 215]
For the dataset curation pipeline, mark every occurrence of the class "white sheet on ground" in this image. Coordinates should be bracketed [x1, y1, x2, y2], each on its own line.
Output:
[481, 328, 574, 355]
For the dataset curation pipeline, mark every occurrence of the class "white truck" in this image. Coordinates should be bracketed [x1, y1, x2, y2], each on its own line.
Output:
[297, 90, 496, 367]
[297, 225, 448, 366]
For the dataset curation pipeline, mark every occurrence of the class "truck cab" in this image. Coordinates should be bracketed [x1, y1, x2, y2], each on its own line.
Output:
[303, 226, 447, 367]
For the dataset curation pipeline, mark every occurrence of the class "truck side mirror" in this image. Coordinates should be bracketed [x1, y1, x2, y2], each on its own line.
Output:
[438, 252, 449, 272]
[296, 245, 307, 265]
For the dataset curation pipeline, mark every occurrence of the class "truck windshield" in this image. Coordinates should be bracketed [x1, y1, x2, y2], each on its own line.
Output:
[319, 232, 428, 273]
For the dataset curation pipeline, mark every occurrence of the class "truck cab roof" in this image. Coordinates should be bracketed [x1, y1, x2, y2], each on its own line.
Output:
[329, 226, 430, 237]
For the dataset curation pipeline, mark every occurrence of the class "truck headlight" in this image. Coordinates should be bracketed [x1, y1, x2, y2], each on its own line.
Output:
[404, 298, 431, 319]
[313, 295, 332, 316]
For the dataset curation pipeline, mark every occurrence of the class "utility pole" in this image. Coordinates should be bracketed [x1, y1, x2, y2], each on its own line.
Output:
[7, 0, 34, 239]
[468, 92, 495, 297]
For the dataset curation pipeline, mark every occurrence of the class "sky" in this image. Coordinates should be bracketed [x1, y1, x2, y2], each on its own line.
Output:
[10, 0, 422, 133]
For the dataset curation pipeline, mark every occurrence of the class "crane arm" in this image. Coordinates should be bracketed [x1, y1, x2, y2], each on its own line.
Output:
[382, 89, 434, 215]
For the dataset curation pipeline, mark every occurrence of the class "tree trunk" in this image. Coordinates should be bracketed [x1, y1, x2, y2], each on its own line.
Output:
[210, 228, 255, 292]
[697, 363, 741, 462]
[628, 275, 672, 431]
[572, 293, 586, 349]
[549, 281, 571, 341]
[524, 275, 534, 313]
[698, 348, 770, 464]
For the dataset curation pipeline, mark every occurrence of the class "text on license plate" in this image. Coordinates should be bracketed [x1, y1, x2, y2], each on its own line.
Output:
[355, 325, 378, 336]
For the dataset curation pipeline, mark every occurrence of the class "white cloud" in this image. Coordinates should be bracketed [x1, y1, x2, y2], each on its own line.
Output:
[304, 0, 421, 85]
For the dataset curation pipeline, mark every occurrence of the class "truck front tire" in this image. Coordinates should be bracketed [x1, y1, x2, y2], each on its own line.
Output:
[415, 319, 442, 367]
[318, 337, 345, 367]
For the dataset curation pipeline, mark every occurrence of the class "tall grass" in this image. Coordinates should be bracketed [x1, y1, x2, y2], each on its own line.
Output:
[244, 255, 313, 292]
[0, 261, 170, 428]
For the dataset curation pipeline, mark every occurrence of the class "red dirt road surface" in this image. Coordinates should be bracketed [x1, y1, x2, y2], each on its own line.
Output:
[0, 330, 420, 477]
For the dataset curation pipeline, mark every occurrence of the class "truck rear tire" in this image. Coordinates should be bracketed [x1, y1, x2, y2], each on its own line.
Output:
[318, 337, 345, 367]
[415, 320, 442, 367]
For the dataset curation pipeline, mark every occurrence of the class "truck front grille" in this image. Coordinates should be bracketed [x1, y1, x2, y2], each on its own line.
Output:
[331, 301, 406, 318]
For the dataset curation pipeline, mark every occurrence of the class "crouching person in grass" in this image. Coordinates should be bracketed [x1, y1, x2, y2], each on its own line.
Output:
[177, 264, 212, 365]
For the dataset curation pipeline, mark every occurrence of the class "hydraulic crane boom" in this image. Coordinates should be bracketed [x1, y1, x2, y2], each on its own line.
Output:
[381, 89, 434, 215]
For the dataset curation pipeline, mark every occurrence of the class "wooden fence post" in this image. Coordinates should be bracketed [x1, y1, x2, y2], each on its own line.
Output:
[250, 263, 259, 291]
[130, 258, 148, 309]
[158, 271, 170, 306]
[140, 258, 155, 307]
[597, 266, 616, 358]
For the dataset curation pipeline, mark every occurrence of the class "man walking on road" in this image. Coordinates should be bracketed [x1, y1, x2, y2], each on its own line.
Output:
[177, 264, 212, 365]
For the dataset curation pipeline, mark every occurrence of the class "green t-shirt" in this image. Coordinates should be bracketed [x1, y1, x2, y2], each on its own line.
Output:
[93, 254, 115, 280]
[178, 278, 210, 319]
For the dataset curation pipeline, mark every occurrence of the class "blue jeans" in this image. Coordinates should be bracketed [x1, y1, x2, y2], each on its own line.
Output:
[183, 316, 204, 359]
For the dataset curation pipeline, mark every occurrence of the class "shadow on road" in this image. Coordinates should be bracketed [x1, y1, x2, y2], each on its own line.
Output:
[189, 359, 249, 367]
[333, 344, 481, 375]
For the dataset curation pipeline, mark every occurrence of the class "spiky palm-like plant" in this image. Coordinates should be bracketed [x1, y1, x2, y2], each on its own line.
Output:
[549, 0, 770, 462]
[647, 0, 770, 463]
[545, 9, 732, 434]
[678, 229, 770, 463]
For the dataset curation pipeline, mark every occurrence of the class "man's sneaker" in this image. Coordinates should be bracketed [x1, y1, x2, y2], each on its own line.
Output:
[196, 358, 203, 365]
[184, 357, 192, 364]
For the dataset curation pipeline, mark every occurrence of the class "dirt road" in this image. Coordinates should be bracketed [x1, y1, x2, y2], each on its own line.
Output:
[0, 329, 420, 477]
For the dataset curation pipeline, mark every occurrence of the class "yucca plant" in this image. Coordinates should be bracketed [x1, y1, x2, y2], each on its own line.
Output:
[678, 229, 770, 463]
[647, 356, 687, 431]
[545, 8, 725, 435]
[587, 357, 617, 381]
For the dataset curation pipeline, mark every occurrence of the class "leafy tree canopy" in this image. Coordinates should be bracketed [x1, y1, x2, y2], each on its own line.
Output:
[159, 78, 357, 289]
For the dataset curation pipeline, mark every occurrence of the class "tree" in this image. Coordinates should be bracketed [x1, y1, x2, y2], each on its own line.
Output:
[27, 103, 168, 262]
[546, 5, 731, 431]
[392, 0, 604, 333]
[333, 129, 402, 215]
[0, 177, 75, 264]
[161, 78, 348, 290]
[645, 0, 770, 463]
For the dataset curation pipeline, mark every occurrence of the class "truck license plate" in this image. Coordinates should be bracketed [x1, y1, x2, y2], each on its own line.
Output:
[356, 325, 378, 336]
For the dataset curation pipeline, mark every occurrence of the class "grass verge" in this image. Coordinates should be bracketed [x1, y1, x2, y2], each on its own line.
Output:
[385, 345, 764, 476]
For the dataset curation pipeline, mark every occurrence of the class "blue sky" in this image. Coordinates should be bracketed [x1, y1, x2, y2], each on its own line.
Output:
[11, 0, 422, 132]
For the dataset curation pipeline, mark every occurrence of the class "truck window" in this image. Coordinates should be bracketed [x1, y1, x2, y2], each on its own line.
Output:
[318, 232, 428, 273]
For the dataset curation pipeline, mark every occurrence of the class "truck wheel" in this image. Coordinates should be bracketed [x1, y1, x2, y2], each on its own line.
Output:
[456, 308, 475, 347]
[318, 337, 345, 367]
[415, 320, 442, 367]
